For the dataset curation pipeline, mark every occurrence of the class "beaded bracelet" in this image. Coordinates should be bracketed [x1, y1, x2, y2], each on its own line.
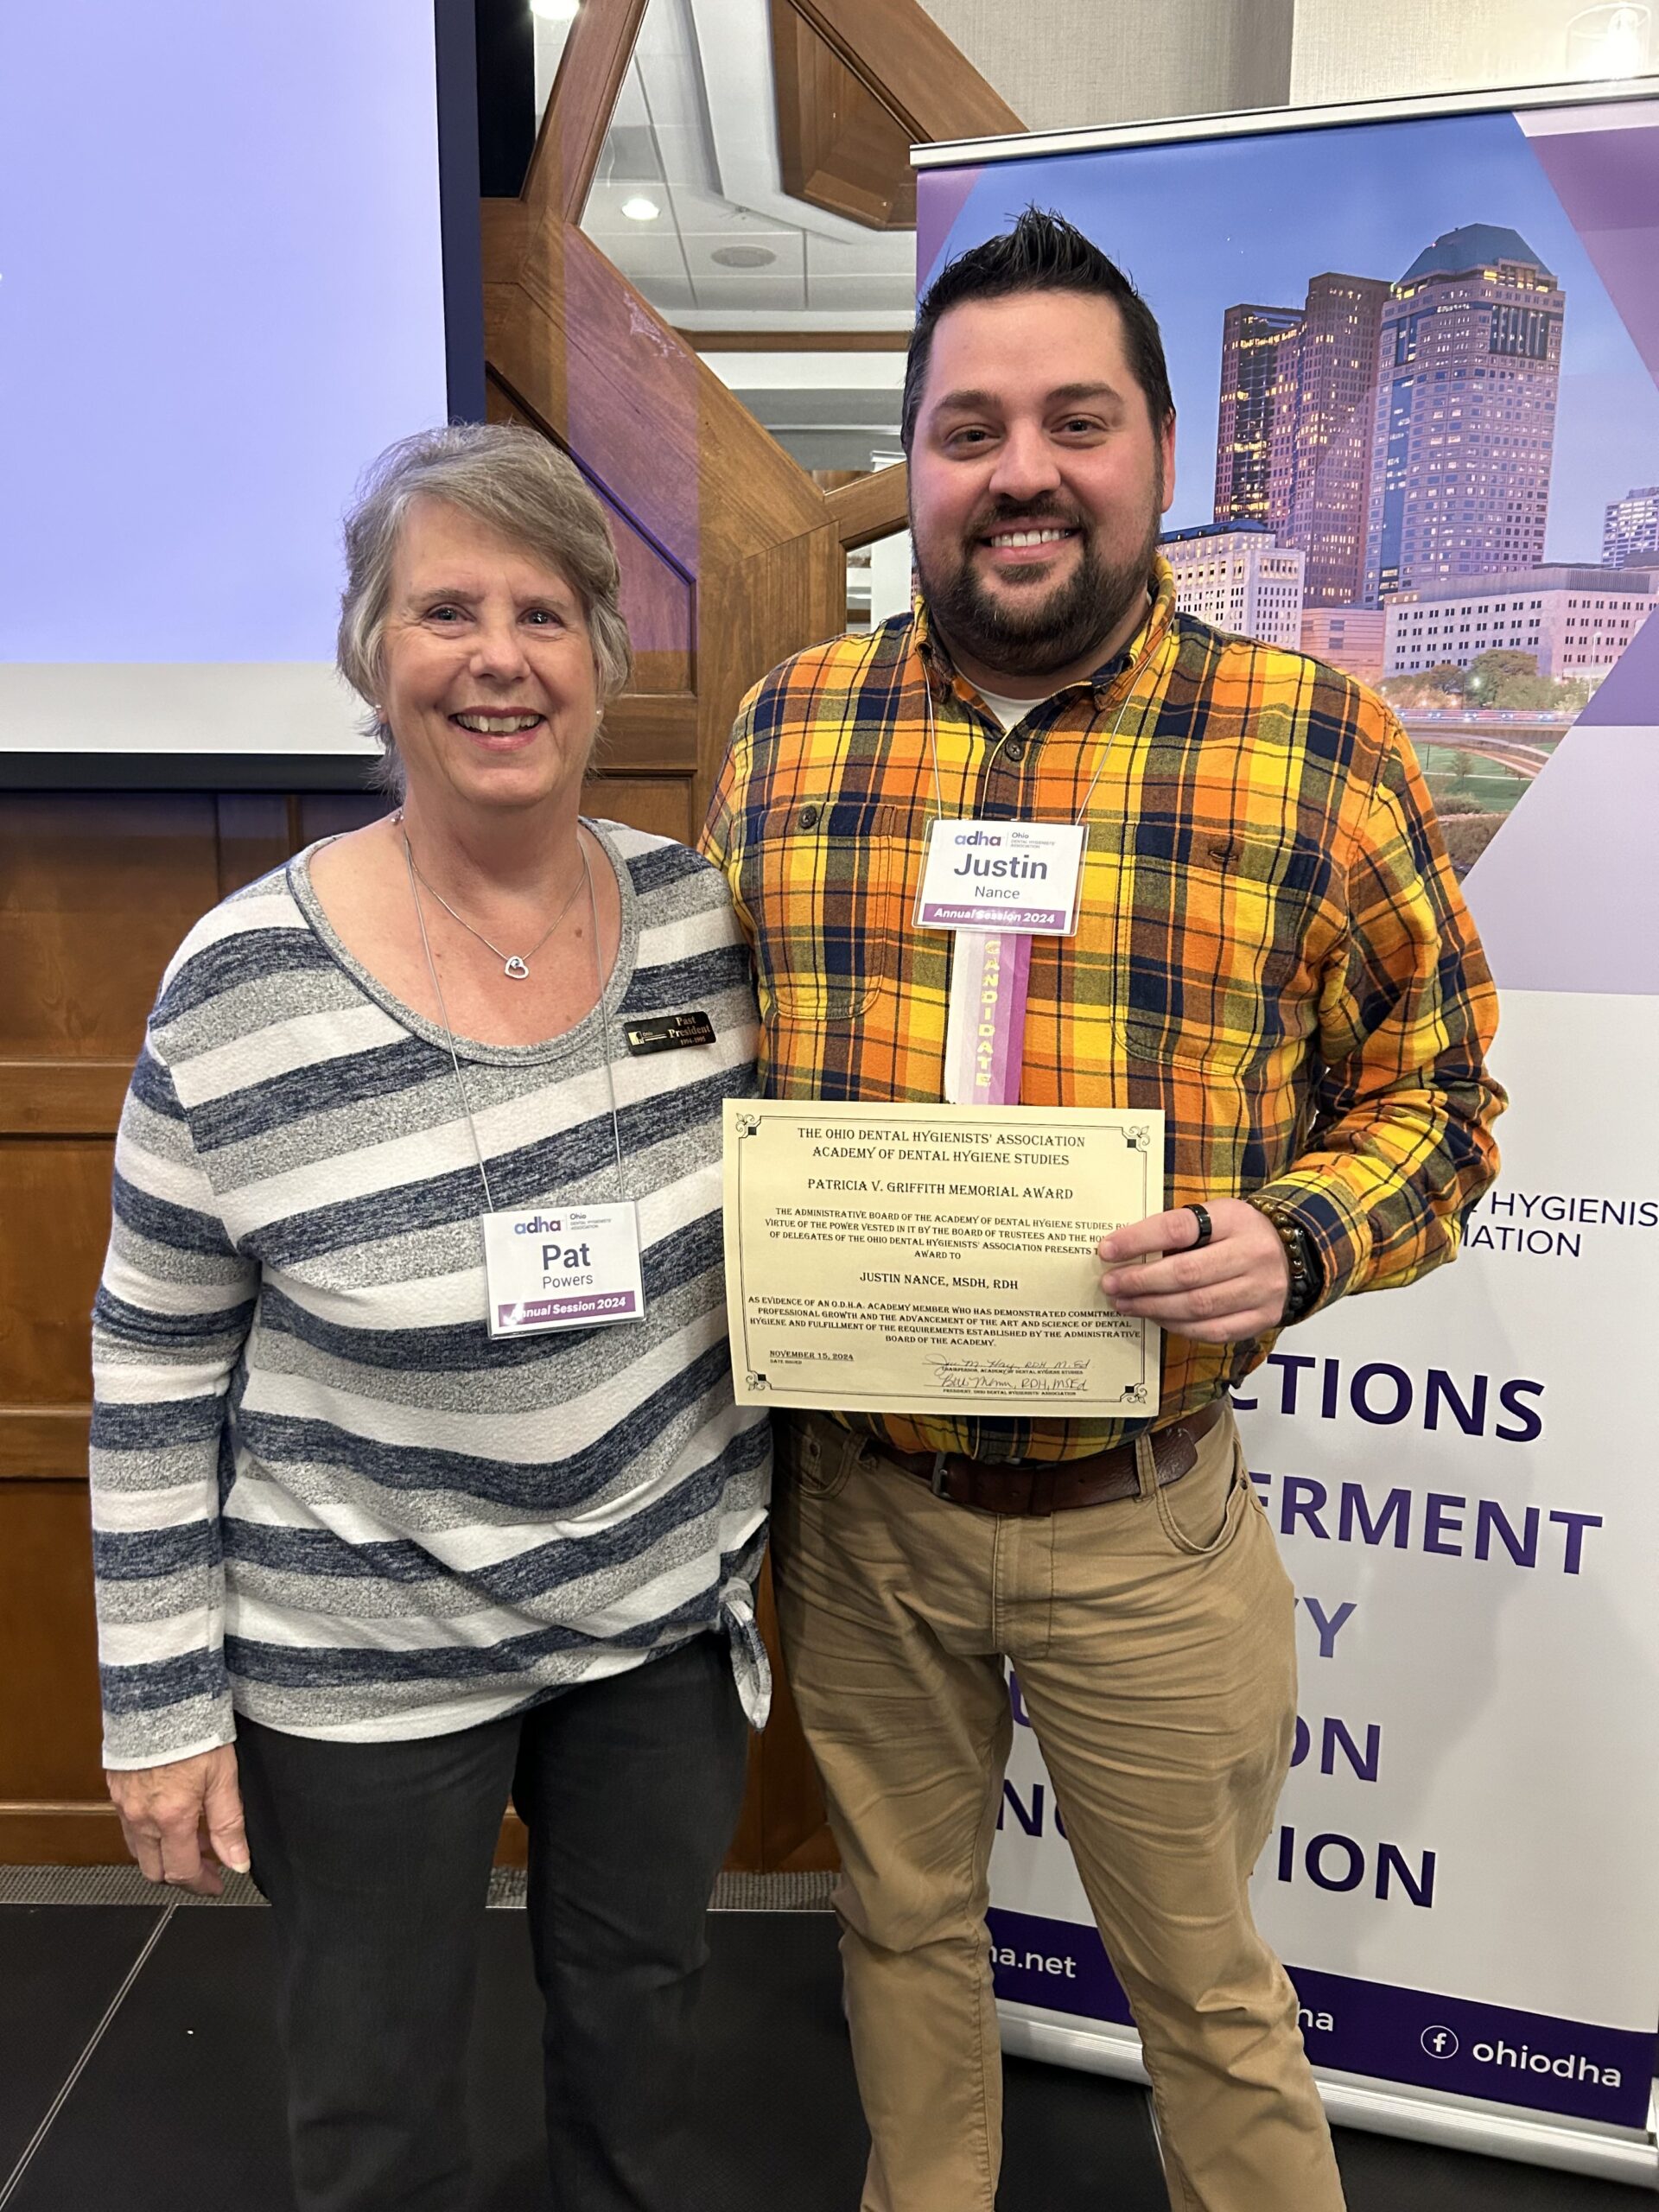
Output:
[1246, 1197, 1321, 1325]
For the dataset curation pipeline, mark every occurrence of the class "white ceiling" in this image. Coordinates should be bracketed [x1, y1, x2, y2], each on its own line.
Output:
[702, 350, 906, 469]
[529, 0, 1656, 458]
[539, 0, 917, 326]
[536, 0, 1655, 334]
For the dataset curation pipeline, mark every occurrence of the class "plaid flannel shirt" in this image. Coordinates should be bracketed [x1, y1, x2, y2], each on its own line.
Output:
[702, 556, 1503, 1462]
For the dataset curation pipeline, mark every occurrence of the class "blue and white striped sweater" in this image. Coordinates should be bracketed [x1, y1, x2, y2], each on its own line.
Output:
[91, 823, 770, 1768]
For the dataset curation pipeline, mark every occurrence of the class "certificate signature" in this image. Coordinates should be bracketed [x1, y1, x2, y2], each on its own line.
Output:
[931, 1357, 1094, 1398]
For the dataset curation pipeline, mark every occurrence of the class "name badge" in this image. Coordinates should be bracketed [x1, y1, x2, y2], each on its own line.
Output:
[625, 1010, 715, 1055]
[915, 819, 1086, 937]
[482, 1201, 645, 1337]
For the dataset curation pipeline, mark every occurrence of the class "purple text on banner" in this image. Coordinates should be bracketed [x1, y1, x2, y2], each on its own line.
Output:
[987, 1908, 1656, 2130]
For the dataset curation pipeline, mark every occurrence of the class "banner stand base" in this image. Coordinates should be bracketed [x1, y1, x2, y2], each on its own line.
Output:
[999, 2009, 1659, 2190]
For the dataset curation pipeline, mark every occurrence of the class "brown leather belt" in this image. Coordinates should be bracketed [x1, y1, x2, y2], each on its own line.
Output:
[876, 1400, 1226, 1518]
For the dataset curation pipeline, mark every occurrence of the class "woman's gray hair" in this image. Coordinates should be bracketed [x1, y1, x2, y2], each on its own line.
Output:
[336, 423, 633, 789]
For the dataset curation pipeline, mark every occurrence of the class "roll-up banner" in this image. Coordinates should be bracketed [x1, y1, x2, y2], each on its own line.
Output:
[914, 79, 1659, 2185]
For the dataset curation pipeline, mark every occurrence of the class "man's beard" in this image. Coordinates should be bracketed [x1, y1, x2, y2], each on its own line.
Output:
[916, 490, 1160, 682]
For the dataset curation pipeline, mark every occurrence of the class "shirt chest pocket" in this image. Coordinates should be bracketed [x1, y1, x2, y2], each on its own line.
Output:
[738, 797, 899, 1024]
[1109, 829, 1323, 1078]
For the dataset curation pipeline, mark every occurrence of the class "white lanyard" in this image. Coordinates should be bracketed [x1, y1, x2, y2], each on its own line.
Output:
[403, 826, 645, 1335]
[923, 637, 1154, 1105]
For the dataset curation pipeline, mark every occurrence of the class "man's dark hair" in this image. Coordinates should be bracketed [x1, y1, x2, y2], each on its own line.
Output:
[900, 207, 1173, 452]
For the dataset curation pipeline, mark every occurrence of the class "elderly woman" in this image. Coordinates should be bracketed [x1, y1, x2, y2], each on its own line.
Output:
[92, 423, 769, 2212]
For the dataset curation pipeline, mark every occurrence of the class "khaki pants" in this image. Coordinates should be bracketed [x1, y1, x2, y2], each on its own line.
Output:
[771, 1407, 1345, 2212]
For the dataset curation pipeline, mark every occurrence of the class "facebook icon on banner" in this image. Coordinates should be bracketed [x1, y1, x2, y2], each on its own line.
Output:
[1421, 2026, 1459, 2060]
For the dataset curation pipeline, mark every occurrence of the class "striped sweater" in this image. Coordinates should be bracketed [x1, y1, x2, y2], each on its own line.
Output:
[91, 823, 770, 1769]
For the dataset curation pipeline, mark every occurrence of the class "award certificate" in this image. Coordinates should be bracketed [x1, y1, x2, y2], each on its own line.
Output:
[722, 1102, 1163, 1416]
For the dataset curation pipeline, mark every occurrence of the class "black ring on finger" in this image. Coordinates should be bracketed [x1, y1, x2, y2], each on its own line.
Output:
[1187, 1203, 1213, 1249]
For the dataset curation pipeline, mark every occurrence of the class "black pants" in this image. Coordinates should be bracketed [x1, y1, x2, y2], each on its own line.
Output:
[236, 1635, 749, 2212]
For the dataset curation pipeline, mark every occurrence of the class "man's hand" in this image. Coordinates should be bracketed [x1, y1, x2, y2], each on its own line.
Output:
[1098, 1199, 1290, 1344]
[106, 1745, 249, 1897]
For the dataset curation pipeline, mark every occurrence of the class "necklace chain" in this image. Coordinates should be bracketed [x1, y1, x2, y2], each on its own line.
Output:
[398, 825, 626, 1224]
[397, 813, 587, 981]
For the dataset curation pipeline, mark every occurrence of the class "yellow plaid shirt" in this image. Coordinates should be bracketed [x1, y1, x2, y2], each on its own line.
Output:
[702, 557, 1503, 1462]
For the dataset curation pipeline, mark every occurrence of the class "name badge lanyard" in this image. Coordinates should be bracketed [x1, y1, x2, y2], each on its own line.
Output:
[923, 660, 1148, 1109]
[403, 830, 644, 1337]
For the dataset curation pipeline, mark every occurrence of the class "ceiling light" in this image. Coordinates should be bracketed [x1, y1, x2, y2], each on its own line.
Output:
[1600, 4, 1649, 69]
[1566, 3, 1650, 74]
[621, 195, 661, 221]
[531, 0, 580, 21]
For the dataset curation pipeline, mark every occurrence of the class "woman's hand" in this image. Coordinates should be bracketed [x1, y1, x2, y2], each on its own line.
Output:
[1098, 1199, 1291, 1344]
[105, 1745, 250, 1896]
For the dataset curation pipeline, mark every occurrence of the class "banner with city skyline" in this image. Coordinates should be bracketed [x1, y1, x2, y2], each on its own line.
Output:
[918, 88, 1659, 2177]
[918, 99, 1659, 895]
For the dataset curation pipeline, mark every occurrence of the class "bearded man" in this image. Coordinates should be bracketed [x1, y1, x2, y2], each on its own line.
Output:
[703, 209, 1503, 2212]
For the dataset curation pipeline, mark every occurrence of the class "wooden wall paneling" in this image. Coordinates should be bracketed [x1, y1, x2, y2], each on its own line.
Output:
[487, 360, 696, 693]
[0, 791, 225, 1864]
[214, 794, 297, 899]
[498, 223, 828, 578]
[0, 1409, 89, 1484]
[0, 1136, 110, 1865]
[771, 0, 918, 231]
[482, 211, 559, 437]
[697, 523, 845, 802]
[582, 776, 693, 846]
[826, 461, 910, 550]
[0, 1141, 110, 1410]
[0, 1482, 118, 1865]
[0, 1062, 128, 1140]
[0, 787, 373, 1864]
[0, 1133, 112, 1863]
[542, 232, 824, 575]
[605, 494, 695, 686]
[296, 794, 391, 846]
[787, 0, 1024, 143]
[595, 693, 697, 775]
[522, 0, 652, 230]
[0, 795, 221, 1061]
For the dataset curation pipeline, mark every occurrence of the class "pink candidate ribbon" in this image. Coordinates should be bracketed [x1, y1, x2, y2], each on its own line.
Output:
[942, 931, 1033, 1107]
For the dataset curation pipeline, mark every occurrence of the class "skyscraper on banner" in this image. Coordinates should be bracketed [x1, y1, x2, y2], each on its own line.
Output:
[1604, 486, 1659, 568]
[1363, 225, 1564, 604]
[1287, 275, 1391, 606]
[1214, 277, 1391, 607]
[1163, 521, 1306, 648]
[1216, 232, 1567, 629]
[1213, 305, 1301, 528]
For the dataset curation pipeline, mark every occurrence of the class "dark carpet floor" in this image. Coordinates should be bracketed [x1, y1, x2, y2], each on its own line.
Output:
[0, 1902, 1643, 2209]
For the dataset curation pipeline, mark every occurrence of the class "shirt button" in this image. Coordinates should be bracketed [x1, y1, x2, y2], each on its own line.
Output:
[1004, 740, 1026, 764]
[798, 804, 820, 829]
